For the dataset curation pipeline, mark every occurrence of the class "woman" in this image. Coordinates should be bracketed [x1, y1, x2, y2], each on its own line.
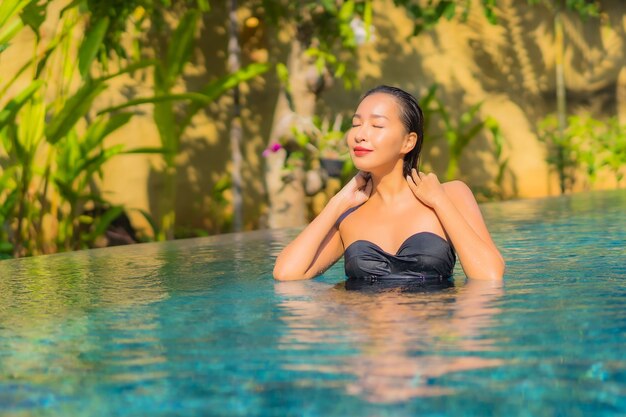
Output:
[273, 85, 505, 286]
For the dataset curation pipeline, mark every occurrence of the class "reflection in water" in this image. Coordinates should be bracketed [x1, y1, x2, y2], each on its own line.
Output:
[0, 243, 174, 391]
[0, 191, 622, 415]
[275, 279, 504, 403]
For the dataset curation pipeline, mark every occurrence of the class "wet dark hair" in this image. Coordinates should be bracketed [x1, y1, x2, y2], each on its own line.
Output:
[361, 85, 424, 177]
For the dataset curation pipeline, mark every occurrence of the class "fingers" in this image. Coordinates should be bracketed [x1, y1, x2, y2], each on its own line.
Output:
[411, 169, 438, 182]
[363, 177, 373, 196]
[354, 171, 372, 189]
[409, 168, 421, 185]
[358, 171, 371, 182]
[407, 169, 436, 189]
[354, 172, 367, 188]
[406, 175, 416, 192]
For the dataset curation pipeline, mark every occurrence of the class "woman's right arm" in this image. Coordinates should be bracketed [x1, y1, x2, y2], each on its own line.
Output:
[273, 172, 372, 281]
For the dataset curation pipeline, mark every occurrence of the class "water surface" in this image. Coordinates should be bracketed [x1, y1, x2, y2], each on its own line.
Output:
[0, 190, 625, 416]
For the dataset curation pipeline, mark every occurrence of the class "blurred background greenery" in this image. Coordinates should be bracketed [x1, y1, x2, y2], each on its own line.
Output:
[1, 0, 625, 258]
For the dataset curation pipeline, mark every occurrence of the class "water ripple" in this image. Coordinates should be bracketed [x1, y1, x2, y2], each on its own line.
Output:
[0, 190, 624, 416]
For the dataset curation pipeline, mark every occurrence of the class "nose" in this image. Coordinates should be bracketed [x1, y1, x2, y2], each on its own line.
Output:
[353, 125, 365, 143]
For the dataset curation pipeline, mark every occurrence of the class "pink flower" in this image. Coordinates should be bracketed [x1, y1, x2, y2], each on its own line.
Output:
[262, 142, 282, 157]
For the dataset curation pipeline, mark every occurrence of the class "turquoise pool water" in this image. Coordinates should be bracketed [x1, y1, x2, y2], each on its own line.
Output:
[0, 189, 625, 416]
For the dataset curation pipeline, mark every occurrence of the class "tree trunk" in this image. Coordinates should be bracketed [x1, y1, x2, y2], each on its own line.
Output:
[228, 0, 243, 232]
[264, 36, 320, 229]
[554, 10, 568, 194]
[617, 66, 626, 125]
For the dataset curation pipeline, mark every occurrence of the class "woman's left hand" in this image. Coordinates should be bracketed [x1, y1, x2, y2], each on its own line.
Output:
[406, 169, 448, 209]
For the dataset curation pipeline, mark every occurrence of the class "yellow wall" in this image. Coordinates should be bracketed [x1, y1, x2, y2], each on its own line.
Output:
[4, 0, 626, 236]
[321, 0, 626, 198]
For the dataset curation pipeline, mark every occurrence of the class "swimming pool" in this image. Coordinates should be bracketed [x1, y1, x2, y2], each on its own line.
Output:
[0, 189, 624, 416]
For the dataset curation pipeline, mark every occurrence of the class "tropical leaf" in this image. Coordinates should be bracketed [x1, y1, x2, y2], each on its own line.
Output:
[363, 0, 373, 40]
[154, 101, 177, 164]
[81, 205, 123, 243]
[97, 59, 156, 82]
[480, 0, 498, 24]
[55, 130, 82, 181]
[59, 0, 84, 17]
[0, 0, 28, 31]
[458, 121, 485, 152]
[77, 144, 125, 181]
[134, 208, 160, 239]
[96, 92, 213, 115]
[338, 0, 355, 21]
[0, 187, 18, 220]
[20, 0, 46, 37]
[78, 17, 109, 79]
[196, 0, 210, 12]
[420, 84, 439, 109]
[33, 19, 77, 78]
[201, 63, 270, 101]
[45, 80, 108, 145]
[16, 90, 45, 163]
[436, 1, 456, 21]
[0, 17, 22, 49]
[1, 56, 35, 98]
[181, 62, 270, 129]
[122, 147, 171, 155]
[53, 177, 79, 202]
[459, 102, 483, 128]
[0, 79, 43, 132]
[82, 112, 133, 153]
[163, 10, 199, 88]
[77, 192, 109, 206]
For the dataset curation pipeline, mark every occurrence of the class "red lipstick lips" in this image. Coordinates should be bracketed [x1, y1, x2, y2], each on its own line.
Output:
[353, 146, 372, 157]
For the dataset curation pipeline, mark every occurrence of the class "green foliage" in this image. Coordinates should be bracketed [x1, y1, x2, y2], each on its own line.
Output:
[0, 0, 269, 254]
[78, 17, 109, 79]
[538, 115, 577, 193]
[135, 7, 268, 239]
[255, 0, 375, 89]
[487, 116, 508, 195]
[260, 0, 507, 189]
[20, 0, 46, 36]
[46, 81, 109, 145]
[538, 114, 626, 193]
[0, 80, 43, 132]
[0, 2, 167, 257]
[422, 84, 498, 181]
[70, 5, 269, 240]
[527, 0, 600, 18]
[600, 118, 626, 184]
[78, 1, 267, 241]
[62, 0, 211, 68]
[52, 110, 148, 250]
[282, 114, 351, 172]
[393, 0, 498, 36]
[0, 0, 31, 51]
[206, 174, 233, 234]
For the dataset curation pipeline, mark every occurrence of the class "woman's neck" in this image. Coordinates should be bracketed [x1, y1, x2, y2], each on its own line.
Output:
[369, 165, 411, 205]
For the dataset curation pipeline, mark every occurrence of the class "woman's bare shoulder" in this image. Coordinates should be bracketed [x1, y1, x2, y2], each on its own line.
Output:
[442, 180, 477, 204]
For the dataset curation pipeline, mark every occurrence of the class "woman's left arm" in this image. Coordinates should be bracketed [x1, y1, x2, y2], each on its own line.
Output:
[407, 169, 505, 281]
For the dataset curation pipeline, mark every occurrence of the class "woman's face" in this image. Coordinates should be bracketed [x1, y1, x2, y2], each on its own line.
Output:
[347, 93, 415, 174]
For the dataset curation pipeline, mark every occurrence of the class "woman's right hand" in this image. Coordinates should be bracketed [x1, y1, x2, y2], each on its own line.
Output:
[274, 171, 371, 281]
[332, 171, 373, 210]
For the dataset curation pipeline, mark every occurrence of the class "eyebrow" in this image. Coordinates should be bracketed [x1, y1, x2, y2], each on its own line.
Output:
[352, 114, 389, 120]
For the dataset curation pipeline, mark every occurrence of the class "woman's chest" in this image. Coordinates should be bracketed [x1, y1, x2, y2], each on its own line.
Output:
[339, 203, 446, 254]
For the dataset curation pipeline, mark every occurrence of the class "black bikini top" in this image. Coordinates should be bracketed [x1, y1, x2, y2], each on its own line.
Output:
[343, 232, 456, 289]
